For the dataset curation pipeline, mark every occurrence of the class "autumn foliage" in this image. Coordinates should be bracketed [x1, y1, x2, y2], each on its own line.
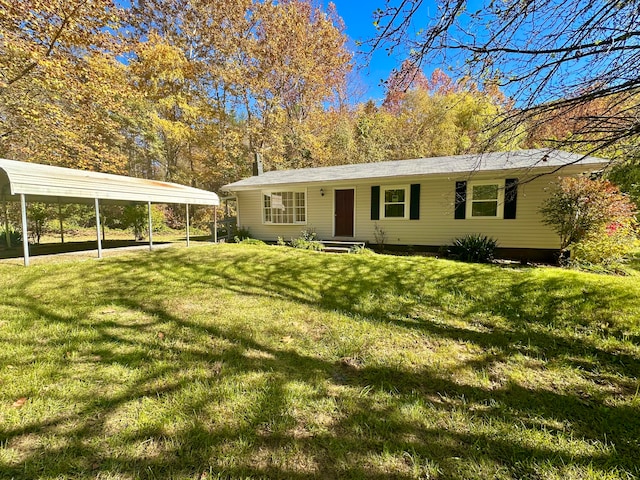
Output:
[540, 177, 637, 265]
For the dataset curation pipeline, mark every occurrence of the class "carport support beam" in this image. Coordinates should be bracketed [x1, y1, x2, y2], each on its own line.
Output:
[20, 194, 29, 267]
[58, 201, 64, 244]
[95, 198, 102, 259]
[214, 206, 218, 243]
[186, 203, 190, 247]
[148, 201, 153, 251]
[2, 195, 10, 249]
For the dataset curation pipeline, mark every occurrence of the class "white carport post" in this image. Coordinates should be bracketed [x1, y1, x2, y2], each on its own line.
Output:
[2, 194, 10, 249]
[147, 201, 153, 251]
[20, 194, 29, 267]
[58, 201, 64, 244]
[95, 198, 102, 259]
[213, 206, 218, 243]
[185, 203, 190, 247]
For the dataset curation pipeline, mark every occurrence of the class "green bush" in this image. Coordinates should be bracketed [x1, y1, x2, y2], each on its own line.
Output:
[0, 227, 21, 248]
[122, 205, 167, 240]
[349, 244, 374, 255]
[235, 237, 266, 245]
[291, 229, 324, 251]
[608, 161, 640, 220]
[291, 238, 325, 251]
[449, 234, 498, 263]
[234, 227, 252, 242]
[571, 223, 637, 267]
[27, 202, 51, 244]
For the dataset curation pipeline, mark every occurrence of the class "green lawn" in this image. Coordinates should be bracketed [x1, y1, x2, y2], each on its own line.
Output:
[1, 244, 639, 479]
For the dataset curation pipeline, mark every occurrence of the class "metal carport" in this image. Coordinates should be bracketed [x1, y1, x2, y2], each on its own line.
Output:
[0, 158, 220, 266]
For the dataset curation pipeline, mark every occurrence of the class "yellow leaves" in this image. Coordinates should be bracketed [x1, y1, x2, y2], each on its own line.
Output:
[0, 0, 132, 172]
[131, 33, 192, 95]
[1, 0, 355, 184]
[250, 0, 350, 109]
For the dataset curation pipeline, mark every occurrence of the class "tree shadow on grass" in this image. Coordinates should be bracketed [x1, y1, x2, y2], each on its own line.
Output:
[1, 246, 639, 478]
[0, 240, 175, 259]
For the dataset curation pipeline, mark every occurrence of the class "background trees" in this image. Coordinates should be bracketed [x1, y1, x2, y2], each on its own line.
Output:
[0, 0, 132, 172]
[6, 0, 635, 200]
[1, 0, 353, 187]
[1, 0, 524, 195]
[125, 0, 352, 184]
[371, 0, 640, 162]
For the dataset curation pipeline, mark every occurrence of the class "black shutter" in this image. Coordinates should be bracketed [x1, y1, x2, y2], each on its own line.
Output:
[455, 181, 466, 219]
[504, 178, 518, 219]
[371, 186, 380, 220]
[410, 184, 420, 220]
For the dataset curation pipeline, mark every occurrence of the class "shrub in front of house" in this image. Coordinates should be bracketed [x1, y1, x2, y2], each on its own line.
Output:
[571, 222, 637, 267]
[234, 227, 252, 242]
[236, 237, 266, 245]
[540, 177, 637, 267]
[291, 229, 324, 251]
[449, 234, 498, 263]
[349, 244, 374, 255]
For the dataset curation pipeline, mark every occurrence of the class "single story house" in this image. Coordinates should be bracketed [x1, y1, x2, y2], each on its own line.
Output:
[221, 149, 608, 260]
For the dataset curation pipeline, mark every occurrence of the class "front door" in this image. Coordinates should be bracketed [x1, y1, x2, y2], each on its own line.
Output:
[334, 189, 354, 237]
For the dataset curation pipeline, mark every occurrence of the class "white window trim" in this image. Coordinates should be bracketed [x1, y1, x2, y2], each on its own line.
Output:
[380, 185, 410, 220]
[466, 180, 504, 219]
[262, 188, 308, 225]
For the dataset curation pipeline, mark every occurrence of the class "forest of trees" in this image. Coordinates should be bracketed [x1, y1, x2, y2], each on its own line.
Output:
[1, 0, 638, 198]
[0, 0, 537, 194]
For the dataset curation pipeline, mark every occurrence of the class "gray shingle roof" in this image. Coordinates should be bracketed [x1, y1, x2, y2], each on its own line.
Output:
[221, 149, 608, 191]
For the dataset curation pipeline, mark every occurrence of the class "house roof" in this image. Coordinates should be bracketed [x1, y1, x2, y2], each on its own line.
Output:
[0, 158, 219, 206]
[222, 149, 608, 191]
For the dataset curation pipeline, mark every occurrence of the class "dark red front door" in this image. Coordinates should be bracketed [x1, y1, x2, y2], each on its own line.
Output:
[334, 189, 354, 237]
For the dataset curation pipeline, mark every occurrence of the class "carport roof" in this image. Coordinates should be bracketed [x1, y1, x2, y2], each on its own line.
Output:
[0, 158, 219, 206]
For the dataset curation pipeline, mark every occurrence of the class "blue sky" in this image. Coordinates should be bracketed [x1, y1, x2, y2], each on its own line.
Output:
[322, 1, 410, 103]
[324, 1, 492, 104]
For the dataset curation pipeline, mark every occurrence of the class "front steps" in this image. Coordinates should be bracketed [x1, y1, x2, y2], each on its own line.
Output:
[319, 240, 365, 253]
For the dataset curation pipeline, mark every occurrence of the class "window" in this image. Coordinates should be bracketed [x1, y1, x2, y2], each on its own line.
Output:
[467, 181, 504, 218]
[263, 190, 306, 224]
[382, 186, 408, 219]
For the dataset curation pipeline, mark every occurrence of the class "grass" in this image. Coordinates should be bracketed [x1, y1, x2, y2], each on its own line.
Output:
[0, 244, 639, 479]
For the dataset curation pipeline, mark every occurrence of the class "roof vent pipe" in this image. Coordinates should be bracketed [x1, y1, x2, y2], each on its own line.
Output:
[253, 153, 264, 176]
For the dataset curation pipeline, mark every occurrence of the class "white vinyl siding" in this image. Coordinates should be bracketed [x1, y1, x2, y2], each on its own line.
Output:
[234, 175, 565, 249]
